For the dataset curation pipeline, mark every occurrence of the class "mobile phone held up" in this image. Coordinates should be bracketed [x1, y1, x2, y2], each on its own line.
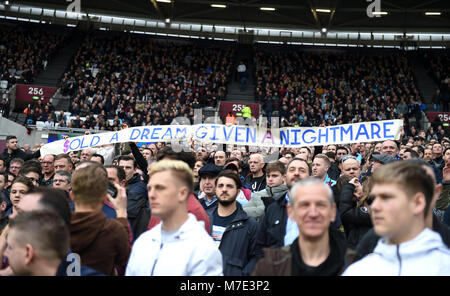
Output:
[108, 182, 118, 199]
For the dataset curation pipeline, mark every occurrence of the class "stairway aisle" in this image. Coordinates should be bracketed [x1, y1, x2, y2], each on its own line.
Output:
[34, 29, 85, 88]
[225, 44, 256, 104]
[409, 52, 439, 109]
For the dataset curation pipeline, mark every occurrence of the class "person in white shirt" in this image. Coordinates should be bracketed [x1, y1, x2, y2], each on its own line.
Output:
[343, 161, 450, 276]
[125, 159, 223, 276]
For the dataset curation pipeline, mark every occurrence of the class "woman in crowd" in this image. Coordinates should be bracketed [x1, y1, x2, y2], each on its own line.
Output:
[338, 176, 373, 250]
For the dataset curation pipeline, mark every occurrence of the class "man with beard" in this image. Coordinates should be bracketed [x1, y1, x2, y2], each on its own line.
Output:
[210, 170, 260, 276]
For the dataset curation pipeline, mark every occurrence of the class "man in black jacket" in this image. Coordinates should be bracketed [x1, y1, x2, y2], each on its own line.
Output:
[0, 136, 40, 169]
[210, 170, 260, 276]
[118, 155, 149, 240]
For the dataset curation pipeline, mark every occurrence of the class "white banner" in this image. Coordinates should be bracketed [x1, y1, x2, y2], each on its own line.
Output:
[40, 119, 403, 156]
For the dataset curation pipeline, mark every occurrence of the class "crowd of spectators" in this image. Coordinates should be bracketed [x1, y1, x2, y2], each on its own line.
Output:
[254, 49, 430, 135]
[0, 21, 67, 119]
[425, 52, 450, 112]
[56, 32, 235, 130]
[0, 21, 67, 86]
[0, 130, 449, 276]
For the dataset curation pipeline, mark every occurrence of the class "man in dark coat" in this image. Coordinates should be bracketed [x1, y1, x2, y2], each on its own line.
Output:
[210, 170, 261, 276]
[118, 155, 149, 239]
[0, 136, 40, 168]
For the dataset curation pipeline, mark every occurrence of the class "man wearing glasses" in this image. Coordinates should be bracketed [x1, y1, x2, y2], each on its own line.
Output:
[52, 171, 71, 193]
[8, 158, 24, 177]
[40, 154, 55, 187]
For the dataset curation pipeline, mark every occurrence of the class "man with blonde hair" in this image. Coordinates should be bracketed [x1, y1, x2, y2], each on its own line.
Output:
[126, 160, 222, 276]
[312, 154, 336, 187]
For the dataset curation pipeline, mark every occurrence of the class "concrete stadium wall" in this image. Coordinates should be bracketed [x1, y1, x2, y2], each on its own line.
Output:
[0, 115, 43, 146]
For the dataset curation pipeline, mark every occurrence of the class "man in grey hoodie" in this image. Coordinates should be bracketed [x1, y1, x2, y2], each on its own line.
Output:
[244, 161, 288, 221]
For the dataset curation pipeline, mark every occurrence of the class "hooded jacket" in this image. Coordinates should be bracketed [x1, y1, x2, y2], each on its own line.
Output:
[343, 228, 450, 276]
[355, 213, 450, 260]
[243, 184, 288, 221]
[70, 211, 131, 276]
[126, 214, 223, 276]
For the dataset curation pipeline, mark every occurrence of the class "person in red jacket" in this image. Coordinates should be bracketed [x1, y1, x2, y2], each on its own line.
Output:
[147, 148, 210, 233]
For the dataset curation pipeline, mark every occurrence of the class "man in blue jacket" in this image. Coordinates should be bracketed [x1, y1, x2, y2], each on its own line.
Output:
[210, 170, 261, 276]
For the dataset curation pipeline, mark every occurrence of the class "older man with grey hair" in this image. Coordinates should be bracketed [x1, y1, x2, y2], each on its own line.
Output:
[253, 178, 348, 275]
[244, 153, 266, 192]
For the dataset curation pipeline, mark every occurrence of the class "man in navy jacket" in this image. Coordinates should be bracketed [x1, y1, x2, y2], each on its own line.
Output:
[210, 170, 261, 276]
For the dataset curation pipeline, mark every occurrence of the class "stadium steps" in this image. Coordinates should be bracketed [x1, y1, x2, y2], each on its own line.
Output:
[410, 52, 439, 109]
[33, 29, 85, 88]
[51, 89, 71, 111]
[225, 43, 256, 104]
[9, 111, 27, 126]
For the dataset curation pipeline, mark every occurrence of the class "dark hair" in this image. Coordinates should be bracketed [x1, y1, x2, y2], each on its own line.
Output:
[444, 147, 450, 157]
[19, 163, 42, 178]
[118, 155, 137, 168]
[11, 175, 34, 191]
[266, 161, 286, 175]
[28, 187, 72, 227]
[91, 153, 105, 165]
[336, 146, 349, 154]
[404, 148, 419, 159]
[325, 151, 336, 160]
[0, 171, 7, 183]
[156, 147, 196, 170]
[225, 157, 241, 168]
[283, 151, 295, 158]
[335, 174, 352, 195]
[9, 210, 70, 262]
[414, 145, 424, 155]
[6, 135, 17, 143]
[215, 170, 242, 189]
[300, 147, 311, 154]
[104, 165, 126, 182]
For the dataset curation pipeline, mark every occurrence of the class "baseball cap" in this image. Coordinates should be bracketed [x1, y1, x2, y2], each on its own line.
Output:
[371, 153, 395, 164]
[223, 162, 239, 172]
[198, 163, 222, 178]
